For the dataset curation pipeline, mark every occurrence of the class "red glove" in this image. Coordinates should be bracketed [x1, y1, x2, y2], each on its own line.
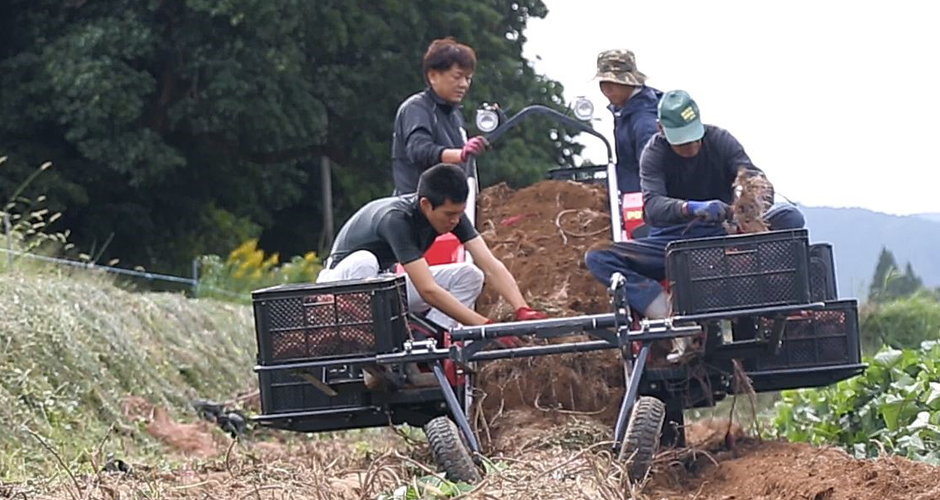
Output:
[460, 136, 489, 161]
[514, 306, 548, 321]
[484, 319, 523, 348]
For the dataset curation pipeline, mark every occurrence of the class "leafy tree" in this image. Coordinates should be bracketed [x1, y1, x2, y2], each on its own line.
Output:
[869, 247, 897, 300]
[0, 0, 579, 273]
[869, 247, 925, 303]
[861, 292, 940, 351]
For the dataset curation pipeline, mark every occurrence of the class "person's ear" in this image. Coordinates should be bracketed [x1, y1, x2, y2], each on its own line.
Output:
[419, 197, 433, 213]
[657, 122, 664, 133]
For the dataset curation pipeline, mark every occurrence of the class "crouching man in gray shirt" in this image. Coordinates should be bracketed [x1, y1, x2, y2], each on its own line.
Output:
[318, 164, 546, 339]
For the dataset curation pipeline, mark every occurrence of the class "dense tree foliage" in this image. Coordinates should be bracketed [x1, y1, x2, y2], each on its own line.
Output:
[0, 0, 580, 272]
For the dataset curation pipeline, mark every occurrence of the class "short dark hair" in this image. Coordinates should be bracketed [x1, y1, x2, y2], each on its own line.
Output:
[422, 38, 477, 81]
[417, 163, 469, 208]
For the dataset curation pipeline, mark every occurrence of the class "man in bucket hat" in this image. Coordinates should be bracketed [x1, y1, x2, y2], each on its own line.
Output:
[594, 49, 662, 193]
[585, 90, 804, 362]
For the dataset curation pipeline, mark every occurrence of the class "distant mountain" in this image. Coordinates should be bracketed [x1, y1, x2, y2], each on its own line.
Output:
[916, 213, 940, 224]
[801, 207, 940, 300]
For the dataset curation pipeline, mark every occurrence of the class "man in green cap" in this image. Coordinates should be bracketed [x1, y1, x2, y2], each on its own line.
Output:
[594, 49, 662, 193]
[585, 90, 803, 361]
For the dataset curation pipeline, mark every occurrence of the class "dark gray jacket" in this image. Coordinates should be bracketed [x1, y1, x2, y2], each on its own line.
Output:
[639, 125, 768, 226]
[391, 88, 467, 194]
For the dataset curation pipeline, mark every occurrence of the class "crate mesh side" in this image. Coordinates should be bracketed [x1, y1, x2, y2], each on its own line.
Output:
[264, 369, 364, 413]
[818, 337, 850, 363]
[334, 292, 372, 324]
[810, 260, 829, 301]
[757, 307, 851, 369]
[760, 240, 799, 271]
[268, 297, 305, 329]
[267, 291, 377, 361]
[688, 247, 727, 279]
[786, 339, 818, 366]
[679, 236, 805, 313]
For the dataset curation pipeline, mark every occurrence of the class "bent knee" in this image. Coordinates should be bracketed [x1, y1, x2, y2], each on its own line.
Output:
[458, 264, 485, 291]
[767, 204, 805, 230]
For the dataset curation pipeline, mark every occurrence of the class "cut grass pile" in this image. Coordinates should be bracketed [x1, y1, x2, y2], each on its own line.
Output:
[0, 269, 256, 480]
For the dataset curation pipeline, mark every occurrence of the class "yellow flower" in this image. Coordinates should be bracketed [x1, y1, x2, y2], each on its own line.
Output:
[228, 239, 258, 262]
[263, 252, 280, 269]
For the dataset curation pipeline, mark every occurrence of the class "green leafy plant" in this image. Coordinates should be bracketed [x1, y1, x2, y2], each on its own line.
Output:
[377, 475, 476, 500]
[773, 342, 940, 464]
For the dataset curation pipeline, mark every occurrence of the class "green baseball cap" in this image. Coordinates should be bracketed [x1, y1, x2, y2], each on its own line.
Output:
[658, 90, 705, 145]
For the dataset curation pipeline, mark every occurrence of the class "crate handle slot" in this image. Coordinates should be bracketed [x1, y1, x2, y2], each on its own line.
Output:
[724, 248, 758, 256]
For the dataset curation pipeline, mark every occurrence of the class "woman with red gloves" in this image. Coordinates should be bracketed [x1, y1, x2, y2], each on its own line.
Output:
[391, 37, 491, 195]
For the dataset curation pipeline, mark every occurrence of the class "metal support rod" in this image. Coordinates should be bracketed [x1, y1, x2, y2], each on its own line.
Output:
[607, 162, 623, 242]
[255, 355, 385, 372]
[464, 339, 617, 363]
[191, 257, 200, 297]
[4, 213, 12, 270]
[613, 343, 651, 451]
[767, 317, 788, 355]
[431, 362, 480, 454]
[319, 156, 335, 255]
[451, 313, 618, 341]
[673, 302, 826, 322]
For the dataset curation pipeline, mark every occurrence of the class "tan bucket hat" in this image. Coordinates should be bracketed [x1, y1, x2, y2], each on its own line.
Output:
[594, 49, 647, 86]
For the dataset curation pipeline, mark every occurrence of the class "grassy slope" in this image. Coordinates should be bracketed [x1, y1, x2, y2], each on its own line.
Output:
[0, 270, 256, 479]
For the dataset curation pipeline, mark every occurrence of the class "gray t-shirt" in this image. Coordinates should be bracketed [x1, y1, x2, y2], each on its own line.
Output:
[327, 194, 478, 269]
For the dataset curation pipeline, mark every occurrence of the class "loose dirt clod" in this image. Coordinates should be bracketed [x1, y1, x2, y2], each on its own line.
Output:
[729, 167, 773, 234]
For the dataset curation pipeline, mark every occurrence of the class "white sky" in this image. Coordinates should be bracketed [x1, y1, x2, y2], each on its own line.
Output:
[522, 0, 940, 215]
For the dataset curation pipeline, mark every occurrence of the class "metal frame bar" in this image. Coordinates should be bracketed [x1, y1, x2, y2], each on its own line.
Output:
[672, 302, 826, 322]
[449, 313, 620, 341]
[432, 362, 481, 454]
[746, 363, 867, 377]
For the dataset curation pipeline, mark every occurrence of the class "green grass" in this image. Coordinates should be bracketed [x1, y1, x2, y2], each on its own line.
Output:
[0, 268, 256, 480]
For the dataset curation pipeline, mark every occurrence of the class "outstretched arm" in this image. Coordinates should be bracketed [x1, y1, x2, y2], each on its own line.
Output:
[463, 236, 527, 310]
[402, 257, 489, 326]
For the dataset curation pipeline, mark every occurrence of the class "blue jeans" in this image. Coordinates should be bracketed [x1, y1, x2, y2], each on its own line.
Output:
[584, 203, 805, 313]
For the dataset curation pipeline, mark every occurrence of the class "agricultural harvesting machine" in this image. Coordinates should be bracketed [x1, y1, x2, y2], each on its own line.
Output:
[248, 99, 864, 485]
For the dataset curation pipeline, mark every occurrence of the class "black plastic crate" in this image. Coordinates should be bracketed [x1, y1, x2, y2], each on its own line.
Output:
[754, 299, 860, 370]
[545, 165, 608, 184]
[259, 366, 368, 415]
[252, 275, 409, 364]
[666, 229, 811, 315]
[809, 243, 838, 301]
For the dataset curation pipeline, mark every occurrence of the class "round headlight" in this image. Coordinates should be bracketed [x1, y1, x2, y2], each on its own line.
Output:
[475, 108, 499, 133]
[573, 96, 594, 121]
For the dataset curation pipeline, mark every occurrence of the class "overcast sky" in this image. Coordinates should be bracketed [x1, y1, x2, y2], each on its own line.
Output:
[522, 0, 939, 215]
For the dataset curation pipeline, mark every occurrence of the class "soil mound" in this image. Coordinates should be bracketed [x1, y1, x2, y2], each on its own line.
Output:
[473, 180, 625, 432]
[476, 180, 611, 319]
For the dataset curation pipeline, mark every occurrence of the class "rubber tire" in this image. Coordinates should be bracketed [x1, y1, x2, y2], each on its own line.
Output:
[423, 416, 482, 484]
[618, 396, 666, 484]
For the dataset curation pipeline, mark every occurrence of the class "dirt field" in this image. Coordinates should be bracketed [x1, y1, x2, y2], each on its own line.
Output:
[18, 410, 939, 500]
[12, 181, 939, 499]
